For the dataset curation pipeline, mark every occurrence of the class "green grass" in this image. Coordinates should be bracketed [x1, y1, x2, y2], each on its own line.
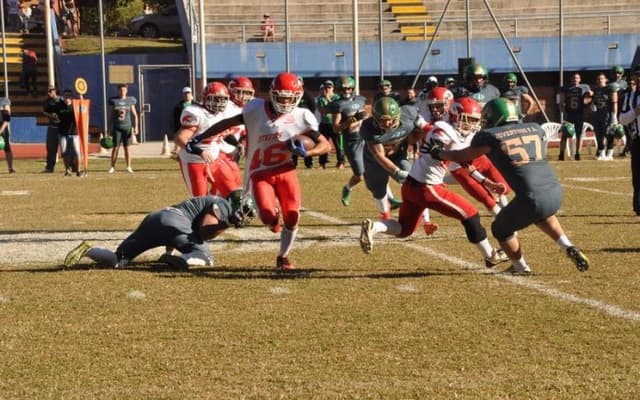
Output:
[0, 153, 639, 398]
[61, 36, 184, 55]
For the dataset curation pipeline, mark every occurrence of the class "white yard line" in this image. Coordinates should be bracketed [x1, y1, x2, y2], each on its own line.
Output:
[306, 210, 640, 322]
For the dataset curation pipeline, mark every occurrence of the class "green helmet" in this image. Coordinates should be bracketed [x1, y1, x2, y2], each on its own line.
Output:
[504, 72, 517, 84]
[561, 122, 576, 138]
[613, 65, 624, 75]
[465, 63, 488, 81]
[481, 97, 520, 128]
[444, 76, 456, 85]
[336, 76, 355, 91]
[373, 97, 400, 132]
[610, 123, 625, 139]
[227, 189, 256, 228]
[100, 136, 114, 149]
[0, 134, 4, 151]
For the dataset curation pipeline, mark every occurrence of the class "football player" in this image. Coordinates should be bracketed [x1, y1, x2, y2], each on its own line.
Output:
[460, 63, 500, 107]
[329, 76, 368, 207]
[432, 97, 590, 274]
[185, 72, 331, 271]
[501, 72, 534, 118]
[447, 96, 511, 216]
[359, 98, 509, 269]
[175, 81, 243, 198]
[559, 73, 592, 161]
[359, 96, 439, 234]
[590, 72, 621, 160]
[63, 193, 255, 270]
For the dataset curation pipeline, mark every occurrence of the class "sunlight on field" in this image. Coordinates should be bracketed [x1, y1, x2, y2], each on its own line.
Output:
[0, 157, 639, 398]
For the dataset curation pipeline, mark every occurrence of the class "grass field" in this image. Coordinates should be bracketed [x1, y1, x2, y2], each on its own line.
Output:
[1, 154, 639, 399]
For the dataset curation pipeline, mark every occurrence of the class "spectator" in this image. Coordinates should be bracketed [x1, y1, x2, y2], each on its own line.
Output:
[21, 48, 38, 96]
[19, 3, 32, 33]
[57, 89, 82, 176]
[316, 80, 342, 169]
[7, 0, 20, 32]
[0, 98, 16, 173]
[61, 0, 78, 37]
[261, 13, 275, 42]
[108, 84, 138, 173]
[400, 87, 417, 107]
[611, 65, 630, 156]
[559, 72, 592, 161]
[42, 86, 65, 173]
[171, 86, 194, 136]
[143, 2, 153, 15]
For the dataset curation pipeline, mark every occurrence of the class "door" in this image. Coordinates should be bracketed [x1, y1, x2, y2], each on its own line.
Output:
[139, 65, 191, 142]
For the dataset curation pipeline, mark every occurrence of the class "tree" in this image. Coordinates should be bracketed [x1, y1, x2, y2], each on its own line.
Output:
[75, 0, 175, 35]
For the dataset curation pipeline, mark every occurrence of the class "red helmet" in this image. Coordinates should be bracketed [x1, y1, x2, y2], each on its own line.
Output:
[426, 86, 453, 119]
[202, 81, 229, 113]
[228, 76, 255, 107]
[451, 97, 482, 136]
[269, 72, 303, 114]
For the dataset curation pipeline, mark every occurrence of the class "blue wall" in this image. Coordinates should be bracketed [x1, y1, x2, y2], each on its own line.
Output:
[203, 33, 640, 78]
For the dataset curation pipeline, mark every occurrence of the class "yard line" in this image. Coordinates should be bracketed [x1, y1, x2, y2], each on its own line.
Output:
[562, 183, 631, 197]
[305, 210, 640, 322]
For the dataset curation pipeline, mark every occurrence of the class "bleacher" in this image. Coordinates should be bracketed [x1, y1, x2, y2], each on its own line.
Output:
[191, 0, 404, 43]
[418, 0, 639, 39]
[185, 0, 639, 45]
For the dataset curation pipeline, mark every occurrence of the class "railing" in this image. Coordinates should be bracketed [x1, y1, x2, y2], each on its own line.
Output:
[202, 10, 640, 43]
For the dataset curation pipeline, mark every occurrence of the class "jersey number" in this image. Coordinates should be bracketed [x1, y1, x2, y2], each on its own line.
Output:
[249, 142, 290, 169]
[502, 134, 542, 165]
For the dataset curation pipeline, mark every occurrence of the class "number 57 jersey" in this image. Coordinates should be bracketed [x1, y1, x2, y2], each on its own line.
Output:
[242, 98, 319, 179]
[471, 122, 559, 196]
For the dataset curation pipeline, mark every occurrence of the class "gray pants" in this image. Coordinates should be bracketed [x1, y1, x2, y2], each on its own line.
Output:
[116, 208, 210, 262]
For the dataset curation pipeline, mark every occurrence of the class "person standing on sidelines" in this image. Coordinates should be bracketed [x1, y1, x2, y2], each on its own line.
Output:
[42, 86, 64, 173]
[107, 84, 138, 173]
[620, 66, 640, 215]
[185, 72, 331, 271]
[431, 97, 590, 275]
[316, 80, 341, 169]
[0, 97, 16, 174]
[57, 89, 82, 176]
[559, 73, 592, 161]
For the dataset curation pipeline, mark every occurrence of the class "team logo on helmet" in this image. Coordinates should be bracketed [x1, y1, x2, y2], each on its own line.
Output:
[373, 97, 400, 133]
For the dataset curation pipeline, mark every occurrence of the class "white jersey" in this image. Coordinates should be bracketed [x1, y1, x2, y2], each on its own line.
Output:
[220, 102, 247, 155]
[243, 98, 319, 178]
[178, 104, 239, 163]
[410, 120, 465, 185]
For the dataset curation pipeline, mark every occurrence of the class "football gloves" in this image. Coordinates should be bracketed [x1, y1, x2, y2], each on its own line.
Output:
[288, 139, 307, 157]
[391, 168, 409, 184]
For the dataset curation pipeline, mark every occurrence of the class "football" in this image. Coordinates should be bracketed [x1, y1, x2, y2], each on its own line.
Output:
[293, 135, 316, 151]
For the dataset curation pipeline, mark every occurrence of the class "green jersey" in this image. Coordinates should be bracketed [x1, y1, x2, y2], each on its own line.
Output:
[109, 96, 137, 129]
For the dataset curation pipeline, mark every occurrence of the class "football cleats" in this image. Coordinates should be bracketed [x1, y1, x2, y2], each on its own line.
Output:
[481, 98, 520, 128]
[336, 76, 356, 99]
[269, 72, 303, 114]
[373, 97, 400, 132]
[228, 76, 254, 107]
[561, 122, 576, 138]
[202, 81, 229, 113]
[452, 97, 482, 137]
[426, 86, 454, 119]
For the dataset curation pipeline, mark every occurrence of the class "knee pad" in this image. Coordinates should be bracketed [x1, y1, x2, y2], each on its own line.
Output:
[461, 213, 487, 244]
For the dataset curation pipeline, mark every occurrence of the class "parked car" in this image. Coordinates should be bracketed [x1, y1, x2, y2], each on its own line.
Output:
[127, 5, 182, 39]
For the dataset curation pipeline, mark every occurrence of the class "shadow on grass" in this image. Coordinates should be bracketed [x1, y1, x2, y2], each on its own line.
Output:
[2, 263, 464, 280]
